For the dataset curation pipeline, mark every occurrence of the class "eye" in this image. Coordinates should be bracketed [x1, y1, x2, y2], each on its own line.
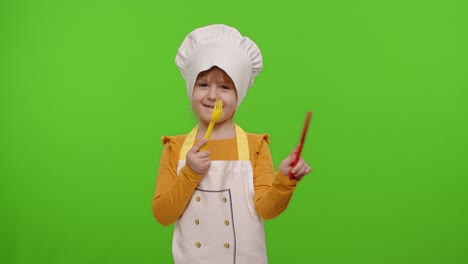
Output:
[220, 85, 231, 90]
[197, 82, 208, 87]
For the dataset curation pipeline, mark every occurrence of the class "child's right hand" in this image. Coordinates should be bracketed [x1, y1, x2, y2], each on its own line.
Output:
[186, 138, 211, 174]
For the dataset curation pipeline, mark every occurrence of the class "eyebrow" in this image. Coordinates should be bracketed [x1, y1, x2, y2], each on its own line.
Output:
[196, 77, 233, 84]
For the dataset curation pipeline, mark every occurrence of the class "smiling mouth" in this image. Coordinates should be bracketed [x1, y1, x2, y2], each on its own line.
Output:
[203, 104, 214, 109]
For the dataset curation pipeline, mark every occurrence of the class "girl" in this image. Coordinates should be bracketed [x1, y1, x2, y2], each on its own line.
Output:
[152, 24, 312, 264]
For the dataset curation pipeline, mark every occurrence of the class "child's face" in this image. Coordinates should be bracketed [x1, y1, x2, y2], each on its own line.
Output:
[192, 67, 238, 126]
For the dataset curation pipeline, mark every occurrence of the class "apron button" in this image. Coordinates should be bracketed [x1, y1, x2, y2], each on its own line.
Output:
[195, 196, 201, 202]
[224, 220, 229, 226]
[194, 219, 200, 225]
[195, 242, 201, 248]
[222, 197, 227, 203]
[224, 243, 230, 249]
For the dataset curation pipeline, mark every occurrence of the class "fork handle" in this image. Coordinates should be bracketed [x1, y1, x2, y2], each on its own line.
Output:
[200, 121, 215, 151]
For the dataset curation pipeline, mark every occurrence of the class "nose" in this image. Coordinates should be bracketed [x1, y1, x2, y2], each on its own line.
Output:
[207, 85, 218, 100]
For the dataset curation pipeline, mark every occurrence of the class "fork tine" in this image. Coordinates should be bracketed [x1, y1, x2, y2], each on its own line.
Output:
[215, 99, 222, 110]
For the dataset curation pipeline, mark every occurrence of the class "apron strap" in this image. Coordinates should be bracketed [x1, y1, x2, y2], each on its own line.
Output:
[179, 124, 250, 161]
[179, 125, 199, 161]
[235, 125, 249, 160]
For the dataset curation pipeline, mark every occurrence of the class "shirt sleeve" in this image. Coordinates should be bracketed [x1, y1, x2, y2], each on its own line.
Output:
[252, 135, 299, 219]
[152, 136, 203, 226]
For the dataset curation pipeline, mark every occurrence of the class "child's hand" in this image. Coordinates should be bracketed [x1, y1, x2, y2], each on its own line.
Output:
[279, 144, 312, 180]
[186, 138, 211, 175]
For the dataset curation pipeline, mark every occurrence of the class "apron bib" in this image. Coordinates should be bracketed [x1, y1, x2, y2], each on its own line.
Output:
[172, 125, 268, 264]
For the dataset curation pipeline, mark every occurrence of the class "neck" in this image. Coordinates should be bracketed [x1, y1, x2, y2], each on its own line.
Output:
[197, 119, 236, 140]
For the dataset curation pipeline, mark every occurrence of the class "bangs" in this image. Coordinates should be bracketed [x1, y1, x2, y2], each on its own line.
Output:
[197, 66, 235, 86]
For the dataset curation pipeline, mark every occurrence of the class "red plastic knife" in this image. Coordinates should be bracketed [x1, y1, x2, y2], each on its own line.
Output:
[289, 111, 313, 179]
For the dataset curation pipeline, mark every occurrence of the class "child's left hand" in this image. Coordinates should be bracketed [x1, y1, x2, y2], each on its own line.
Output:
[279, 144, 312, 180]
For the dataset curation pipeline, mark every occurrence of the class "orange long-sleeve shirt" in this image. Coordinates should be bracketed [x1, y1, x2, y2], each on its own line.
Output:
[152, 132, 298, 226]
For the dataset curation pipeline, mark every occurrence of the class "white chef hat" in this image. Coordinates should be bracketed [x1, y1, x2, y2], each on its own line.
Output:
[175, 24, 263, 108]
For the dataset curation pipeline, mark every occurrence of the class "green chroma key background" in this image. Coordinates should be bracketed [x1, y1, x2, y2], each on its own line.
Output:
[1, 0, 467, 263]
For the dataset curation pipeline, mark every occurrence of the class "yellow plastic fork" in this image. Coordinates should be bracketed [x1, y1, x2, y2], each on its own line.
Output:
[200, 99, 223, 151]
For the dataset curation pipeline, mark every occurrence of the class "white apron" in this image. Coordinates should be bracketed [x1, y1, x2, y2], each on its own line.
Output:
[172, 125, 268, 264]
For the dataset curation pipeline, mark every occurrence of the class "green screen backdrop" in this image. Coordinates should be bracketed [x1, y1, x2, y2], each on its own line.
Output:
[1, 0, 467, 263]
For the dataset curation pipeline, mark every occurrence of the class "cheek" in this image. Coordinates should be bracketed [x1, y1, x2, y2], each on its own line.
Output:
[191, 91, 203, 101]
[224, 97, 238, 113]
[192, 87, 207, 98]
[221, 91, 237, 102]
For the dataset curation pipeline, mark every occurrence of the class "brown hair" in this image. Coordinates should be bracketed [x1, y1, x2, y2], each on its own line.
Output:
[196, 66, 236, 89]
